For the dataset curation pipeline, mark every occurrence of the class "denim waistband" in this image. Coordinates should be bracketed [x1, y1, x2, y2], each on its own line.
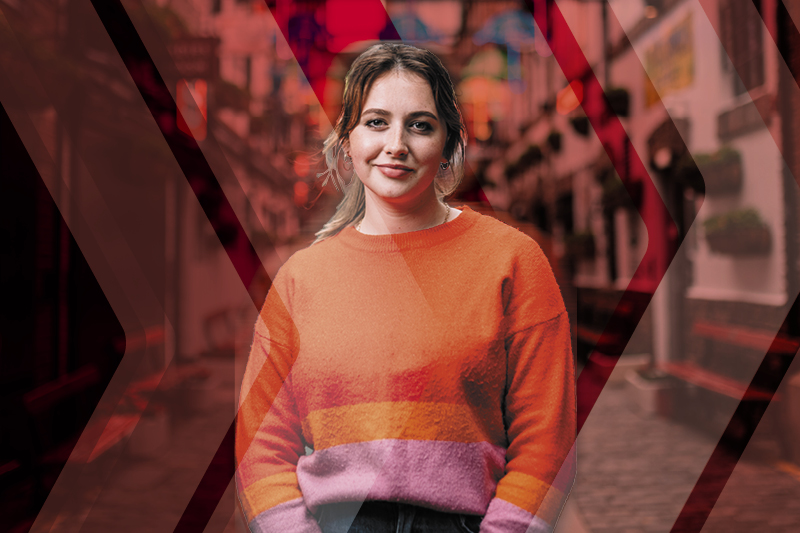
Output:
[316, 501, 483, 533]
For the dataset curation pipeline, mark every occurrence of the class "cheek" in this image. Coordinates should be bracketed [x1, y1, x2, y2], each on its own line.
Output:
[349, 133, 380, 160]
[414, 139, 447, 165]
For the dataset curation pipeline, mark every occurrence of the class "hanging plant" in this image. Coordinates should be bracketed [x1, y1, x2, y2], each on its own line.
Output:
[505, 144, 543, 180]
[694, 147, 743, 196]
[570, 115, 590, 136]
[606, 87, 630, 118]
[676, 147, 743, 195]
[565, 231, 596, 260]
[519, 144, 543, 167]
[602, 176, 643, 211]
[547, 130, 563, 153]
[703, 208, 771, 256]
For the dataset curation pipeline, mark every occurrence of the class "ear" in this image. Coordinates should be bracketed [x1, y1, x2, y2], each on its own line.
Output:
[342, 139, 351, 157]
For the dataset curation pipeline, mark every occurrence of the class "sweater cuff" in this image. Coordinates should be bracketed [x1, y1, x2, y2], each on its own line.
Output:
[249, 498, 322, 533]
[480, 499, 552, 533]
[482, 444, 576, 532]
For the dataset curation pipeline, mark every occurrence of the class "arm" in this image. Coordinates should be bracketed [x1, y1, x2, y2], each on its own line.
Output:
[235, 269, 322, 533]
[481, 246, 577, 533]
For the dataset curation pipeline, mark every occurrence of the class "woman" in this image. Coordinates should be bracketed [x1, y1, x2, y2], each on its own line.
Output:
[236, 43, 576, 533]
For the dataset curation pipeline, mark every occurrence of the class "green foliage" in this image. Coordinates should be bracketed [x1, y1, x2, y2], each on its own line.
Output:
[602, 171, 623, 193]
[139, 2, 189, 40]
[606, 87, 629, 98]
[506, 144, 543, 178]
[547, 130, 562, 152]
[703, 208, 765, 236]
[570, 115, 590, 136]
[565, 231, 596, 259]
[566, 230, 595, 242]
[518, 144, 543, 167]
[693, 146, 741, 167]
[606, 87, 630, 117]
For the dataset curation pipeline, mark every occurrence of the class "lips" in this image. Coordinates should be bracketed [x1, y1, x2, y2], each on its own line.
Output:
[376, 164, 413, 179]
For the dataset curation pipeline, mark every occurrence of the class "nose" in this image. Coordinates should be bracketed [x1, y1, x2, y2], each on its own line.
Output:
[385, 125, 408, 157]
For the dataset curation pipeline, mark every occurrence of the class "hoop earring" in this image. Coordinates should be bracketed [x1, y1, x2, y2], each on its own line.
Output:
[440, 161, 450, 170]
[343, 154, 353, 171]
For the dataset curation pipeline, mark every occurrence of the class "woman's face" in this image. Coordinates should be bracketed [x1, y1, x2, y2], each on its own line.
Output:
[346, 71, 448, 209]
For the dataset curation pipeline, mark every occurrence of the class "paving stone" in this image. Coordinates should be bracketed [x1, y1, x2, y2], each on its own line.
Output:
[572, 383, 800, 532]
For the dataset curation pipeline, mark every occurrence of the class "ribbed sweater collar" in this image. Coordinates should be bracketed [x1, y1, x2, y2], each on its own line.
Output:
[336, 205, 480, 253]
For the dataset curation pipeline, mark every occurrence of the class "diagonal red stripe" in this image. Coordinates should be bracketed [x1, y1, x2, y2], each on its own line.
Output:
[91, 0, 270, 309]
[670, 295, 799, 533]
[521, 0, 684, 432]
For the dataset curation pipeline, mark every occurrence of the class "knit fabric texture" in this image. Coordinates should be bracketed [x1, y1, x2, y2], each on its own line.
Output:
[235, 206, 576, 533]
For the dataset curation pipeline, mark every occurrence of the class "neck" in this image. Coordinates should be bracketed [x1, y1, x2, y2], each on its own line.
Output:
[359, 189, 448, 235]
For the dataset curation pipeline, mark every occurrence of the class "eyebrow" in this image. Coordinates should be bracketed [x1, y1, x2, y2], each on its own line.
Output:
[361, 109, 439, 122]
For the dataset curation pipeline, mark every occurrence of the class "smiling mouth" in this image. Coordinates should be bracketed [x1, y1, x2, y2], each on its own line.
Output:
[376, 164, 414, 178]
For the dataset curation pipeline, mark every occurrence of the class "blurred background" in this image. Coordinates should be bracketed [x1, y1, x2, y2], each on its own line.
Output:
[2, 0, 800, 531]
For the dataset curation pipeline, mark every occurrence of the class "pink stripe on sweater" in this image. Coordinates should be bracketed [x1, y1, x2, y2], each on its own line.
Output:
[296, 439, 506, 514]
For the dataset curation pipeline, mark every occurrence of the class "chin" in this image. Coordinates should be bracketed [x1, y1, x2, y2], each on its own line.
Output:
[364, 176, 433, 203]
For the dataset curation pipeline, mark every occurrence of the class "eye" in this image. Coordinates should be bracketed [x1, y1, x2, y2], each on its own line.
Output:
[365, 118, 387, 128]
[409, 121, 432, 132]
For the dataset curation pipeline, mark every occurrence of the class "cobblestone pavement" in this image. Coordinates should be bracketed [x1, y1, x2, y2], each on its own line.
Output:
[36, 358, 238, 533]
[571, 378, 800, 533]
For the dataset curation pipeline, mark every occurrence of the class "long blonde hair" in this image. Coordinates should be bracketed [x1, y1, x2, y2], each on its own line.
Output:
[313, 43, 468, 244]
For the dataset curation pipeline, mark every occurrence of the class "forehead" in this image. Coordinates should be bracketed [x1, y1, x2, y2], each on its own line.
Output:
[362, 71, 438, 115]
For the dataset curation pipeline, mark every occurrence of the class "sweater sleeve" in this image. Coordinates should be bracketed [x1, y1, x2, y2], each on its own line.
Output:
[235, 267, 322, 533]
[480, 243, 577, 533]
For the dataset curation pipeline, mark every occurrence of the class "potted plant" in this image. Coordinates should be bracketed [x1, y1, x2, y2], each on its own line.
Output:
[565, 231, 596, 260]
[506, 144, 543, 180]
[606, 87, 630, 118]
[518, 144, 543, 167]
[675, 147, 744, 195]
[703, 208, 771, 256]
[570, 115, 590, 136]
[547, 130, 562, 153]
[694, 147, 743, 196]
[602, 174, 643, 211]
[504, 161, 521, 181]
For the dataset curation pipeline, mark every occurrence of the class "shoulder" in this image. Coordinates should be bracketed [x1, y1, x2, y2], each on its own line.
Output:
[464, 209, 551, 269]
[463, 211, 565, 323]
[270, 232, 349, 290]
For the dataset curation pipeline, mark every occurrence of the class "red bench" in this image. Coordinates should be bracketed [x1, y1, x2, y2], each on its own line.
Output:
[658, 320, 799, 401]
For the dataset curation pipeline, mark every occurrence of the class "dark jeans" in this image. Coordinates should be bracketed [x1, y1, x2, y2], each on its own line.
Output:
[316, 501, 483, 533]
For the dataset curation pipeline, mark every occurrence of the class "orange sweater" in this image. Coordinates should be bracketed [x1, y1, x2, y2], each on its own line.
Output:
[236, 206, 576, 533]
